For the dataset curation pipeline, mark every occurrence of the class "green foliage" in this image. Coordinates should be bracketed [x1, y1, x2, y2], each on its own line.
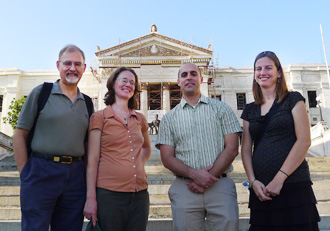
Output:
[2, 96, 26, 130]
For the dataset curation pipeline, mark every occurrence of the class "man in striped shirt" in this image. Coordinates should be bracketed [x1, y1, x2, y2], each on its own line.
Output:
[156, 63, 242, 231]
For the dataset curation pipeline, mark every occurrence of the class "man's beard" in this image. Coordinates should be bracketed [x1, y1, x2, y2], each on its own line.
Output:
[65, 71, 80, 84]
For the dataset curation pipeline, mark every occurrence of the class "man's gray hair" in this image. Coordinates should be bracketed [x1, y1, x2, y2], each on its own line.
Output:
[58, 44, 85, 61]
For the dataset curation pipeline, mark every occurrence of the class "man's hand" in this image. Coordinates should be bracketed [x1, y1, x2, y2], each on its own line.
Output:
[13, 128, 29, 174]
[186, 181, 207, 194]
[189, 165, 218, 188]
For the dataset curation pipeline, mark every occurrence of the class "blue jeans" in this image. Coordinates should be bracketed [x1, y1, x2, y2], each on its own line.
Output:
[20, 157, 86, 231]
[96, 187, 150, 231]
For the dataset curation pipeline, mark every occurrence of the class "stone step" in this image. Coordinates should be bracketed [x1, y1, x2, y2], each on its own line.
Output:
[0, 217, 330, 231]
[1, 157, 329, 183]
[0, 208, 21, 220]
[0, 203, 251, 221]
[3, 182, 330, 220]
[2, 202, 329, 222]
[0, 196, 20, 207]
[1, 180, 330, 201]
[0, 186, 20, 196]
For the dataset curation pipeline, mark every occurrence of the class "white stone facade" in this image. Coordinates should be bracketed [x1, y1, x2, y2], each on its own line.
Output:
[0, 26, 329, 145]
[1, 63, 329, 138]
[212, 64, 330, 127]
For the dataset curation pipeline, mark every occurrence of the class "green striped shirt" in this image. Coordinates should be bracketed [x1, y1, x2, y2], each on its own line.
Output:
[156, 95, 242, 172]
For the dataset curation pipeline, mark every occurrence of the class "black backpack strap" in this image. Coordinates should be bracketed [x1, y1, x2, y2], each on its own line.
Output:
[27, 82, 53, 156]
[82, 93, 93, 118]
[82, 93, 94, 143]
[37, 83, 53, 112]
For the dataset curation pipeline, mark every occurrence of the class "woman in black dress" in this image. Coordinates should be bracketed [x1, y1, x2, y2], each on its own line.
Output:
[241, 51, 320, 231]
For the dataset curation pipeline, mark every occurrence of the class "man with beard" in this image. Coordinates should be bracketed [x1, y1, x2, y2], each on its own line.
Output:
[156, 63, 242, 231]
[13, 44, 93, 231]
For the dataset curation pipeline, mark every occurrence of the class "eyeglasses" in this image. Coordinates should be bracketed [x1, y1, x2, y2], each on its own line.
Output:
[256, 51, 276, 59]
[118, 78, 135, 86]
[60, 61, 84, 69]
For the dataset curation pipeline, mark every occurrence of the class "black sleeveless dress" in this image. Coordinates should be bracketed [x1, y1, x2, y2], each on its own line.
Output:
[241, 92, 320, 231]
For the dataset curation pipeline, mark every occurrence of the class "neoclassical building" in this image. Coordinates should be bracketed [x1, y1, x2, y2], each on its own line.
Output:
[1, 25, 329, 149]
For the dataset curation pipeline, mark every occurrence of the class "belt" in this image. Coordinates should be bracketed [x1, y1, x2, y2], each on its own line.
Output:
[31, 152, 82, 164]
[176, 173, 227, 180]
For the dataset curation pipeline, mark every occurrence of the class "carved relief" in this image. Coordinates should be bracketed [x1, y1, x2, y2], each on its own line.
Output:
[101, 68, 113, 77]
[117, 45, 187, 57]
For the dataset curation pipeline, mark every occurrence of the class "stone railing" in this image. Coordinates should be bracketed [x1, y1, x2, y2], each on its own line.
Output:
[0, 132, 13, 161]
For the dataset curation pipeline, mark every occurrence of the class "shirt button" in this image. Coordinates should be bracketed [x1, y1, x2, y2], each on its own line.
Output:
[134, 175, 136, 177]
[131, 149, 133, 151]
[130, 141, 132, 143]
[128, 131, 130, 133]
[132, 157, 135, 159]
[129, 136, 131, 138]
[133, 165, 136, 168]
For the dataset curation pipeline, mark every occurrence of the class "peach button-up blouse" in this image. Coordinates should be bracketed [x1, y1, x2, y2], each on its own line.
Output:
[89, 105, 149, 192]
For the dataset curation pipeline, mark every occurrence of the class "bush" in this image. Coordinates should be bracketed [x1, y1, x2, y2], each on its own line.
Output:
[2, 96, 26, 130]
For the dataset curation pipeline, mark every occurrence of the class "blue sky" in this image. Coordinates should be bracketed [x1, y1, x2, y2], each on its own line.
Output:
[1, 0, 330, 70]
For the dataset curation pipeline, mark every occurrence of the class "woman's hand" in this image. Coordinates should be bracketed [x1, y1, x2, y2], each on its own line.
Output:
[264, 172, 286, 197]
[84, 197, 98, 227]
[252, 180, 272, 201]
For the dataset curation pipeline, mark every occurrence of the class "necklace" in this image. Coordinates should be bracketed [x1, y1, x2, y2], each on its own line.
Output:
[114, 108, 130, 123]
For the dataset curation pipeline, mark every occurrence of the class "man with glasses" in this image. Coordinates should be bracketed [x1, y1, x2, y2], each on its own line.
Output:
[13, 44, 93, 231]
[156, 63, 242, 231]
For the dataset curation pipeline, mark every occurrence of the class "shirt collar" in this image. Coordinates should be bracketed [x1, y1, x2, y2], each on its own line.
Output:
[179, 94, 208, 108]
[52, 79, 84, 100]
[103, 105, 137, 119]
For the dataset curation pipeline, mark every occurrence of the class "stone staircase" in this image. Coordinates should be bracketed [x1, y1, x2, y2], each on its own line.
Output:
[1, 157, 330, 230]
[1, 137, 330, 230]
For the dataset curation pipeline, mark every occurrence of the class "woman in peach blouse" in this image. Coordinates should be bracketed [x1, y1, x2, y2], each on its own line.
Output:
[84, 67, 151, 231]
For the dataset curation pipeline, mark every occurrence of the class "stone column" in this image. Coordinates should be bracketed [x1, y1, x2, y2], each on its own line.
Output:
[98, 68, 114, 110]
[200, 73, 209, 97]
[162, 82, 171, 114]
[140, 82, 148, 118]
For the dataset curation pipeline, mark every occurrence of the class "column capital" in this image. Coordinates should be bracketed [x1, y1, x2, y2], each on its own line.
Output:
[162, 82, 171, 90]
[141, 82, 149, 90]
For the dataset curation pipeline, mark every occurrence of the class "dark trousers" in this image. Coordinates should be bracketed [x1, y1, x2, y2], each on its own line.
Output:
[97, 187, 150, 231]
[20, 157, 86, 231]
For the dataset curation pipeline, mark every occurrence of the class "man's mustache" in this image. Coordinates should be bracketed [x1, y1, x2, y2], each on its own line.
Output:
[66, 71, 78, 77]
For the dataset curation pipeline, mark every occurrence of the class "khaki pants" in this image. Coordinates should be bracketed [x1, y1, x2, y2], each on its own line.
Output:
[169, 177, 239, 231]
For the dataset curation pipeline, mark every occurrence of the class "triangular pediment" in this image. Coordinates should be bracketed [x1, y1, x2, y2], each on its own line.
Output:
[96, 33, 212, 58]
[95, 32, 212, 68]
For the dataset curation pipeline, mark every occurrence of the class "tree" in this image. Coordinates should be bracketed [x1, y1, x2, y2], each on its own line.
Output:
[2, 96, 26, 130]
